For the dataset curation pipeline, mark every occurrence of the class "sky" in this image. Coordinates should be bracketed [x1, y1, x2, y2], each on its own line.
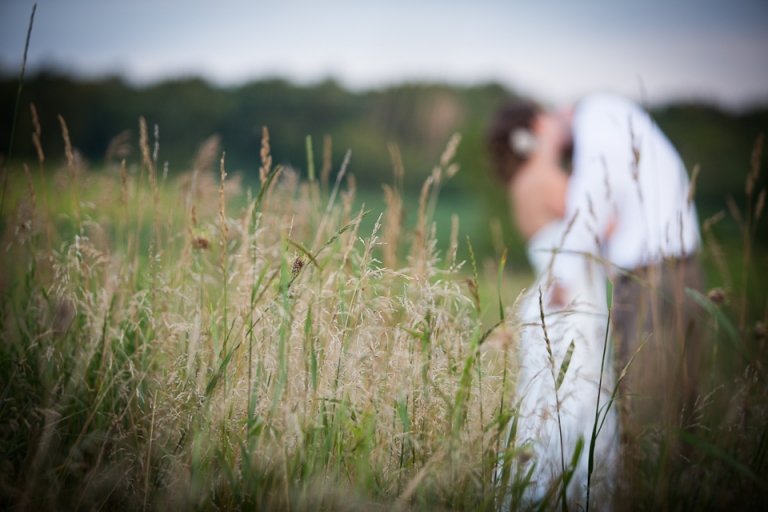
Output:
[1, 0, 767, 109]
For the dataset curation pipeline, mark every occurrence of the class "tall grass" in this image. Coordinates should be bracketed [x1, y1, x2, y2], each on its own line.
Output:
[0, 112, 766, 511]
[0, 119, 538, 510]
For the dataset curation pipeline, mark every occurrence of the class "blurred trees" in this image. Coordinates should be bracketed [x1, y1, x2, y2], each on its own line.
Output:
[0, 73, 507, 187]
[1, 71, 766, 259]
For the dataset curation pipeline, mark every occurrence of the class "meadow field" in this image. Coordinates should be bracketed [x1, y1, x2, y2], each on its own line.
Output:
[0, 112, 767, 511]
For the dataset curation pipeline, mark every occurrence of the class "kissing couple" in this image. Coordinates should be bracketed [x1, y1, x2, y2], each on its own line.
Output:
[488, 92, 704, 508]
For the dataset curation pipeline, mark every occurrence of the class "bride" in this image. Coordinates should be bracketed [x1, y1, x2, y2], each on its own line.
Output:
[488, 101, 619, 508]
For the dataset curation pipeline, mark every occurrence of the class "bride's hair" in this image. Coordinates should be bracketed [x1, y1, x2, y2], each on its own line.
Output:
[486, 100, 541, 183]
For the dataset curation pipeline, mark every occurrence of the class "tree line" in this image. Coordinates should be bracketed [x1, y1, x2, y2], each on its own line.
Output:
[1, 71, 766, 248]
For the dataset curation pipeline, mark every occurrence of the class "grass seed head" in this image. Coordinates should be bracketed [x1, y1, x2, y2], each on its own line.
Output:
[755, 322, 767, 340]
[58, 114, 74, 171]
[708, 287, 726, 304]
[30, 103, 44, 164]
[191, 233, 210, 250]
[260, 126, 272, 184]
[291, 254, 304, 276]
[755, 188, 766, 221]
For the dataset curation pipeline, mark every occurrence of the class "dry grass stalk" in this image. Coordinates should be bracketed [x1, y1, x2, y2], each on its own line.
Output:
[260, 126, 272, 184]
[410, 175, 433, 273]
[23, 163, 36, 228]
[194, 134, 221, 173]
[0, 3, 35, 223]
[687, 163, 700, 207]
[321, 134, 333, 191]
[153, 123, 160, 168]
[58, 114, 83, 235]
[382, 143, 406, 268]
[144, 391, 158, 512]
[726, 194, 744, 230]
[739, 134, 764, 328]
[261, 165, 284, 218]
[388, 141, 405, 189]
[747, 133, 763, 197]
[30, 102, 44, 165]
[219, 152, 228, 267]
[120, 159, 128, 219]
[312, 149, 351, 250]
[140, 117, 161, 243]
[382, 184, 401, 269]
[30, 102, 53, 255]
[426, 134, 460, 228]
[139, 116, 154, 179]
[59, 114, 75, 170]
[448, 213, 459, 268]
[104, 130, 131, 168]
[537, 287, 566, 484]
[341, 173, 356, 224]
[543, 209, 580, 290]
[439, 133, 461, 169]
[340, 204, 366, 273]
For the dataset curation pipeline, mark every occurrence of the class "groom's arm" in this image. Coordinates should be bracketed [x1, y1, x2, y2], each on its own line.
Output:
[548, 95, 639, 304]
[548, 148, 623, 299]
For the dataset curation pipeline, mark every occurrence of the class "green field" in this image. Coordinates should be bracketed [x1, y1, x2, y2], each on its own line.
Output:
[0, 119, 767, 511]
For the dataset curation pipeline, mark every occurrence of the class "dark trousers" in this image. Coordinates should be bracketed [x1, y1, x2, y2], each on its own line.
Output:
[612, 256, 705, 440]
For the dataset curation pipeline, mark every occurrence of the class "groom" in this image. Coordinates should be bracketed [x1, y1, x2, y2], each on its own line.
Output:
[487, 93, 704, 454]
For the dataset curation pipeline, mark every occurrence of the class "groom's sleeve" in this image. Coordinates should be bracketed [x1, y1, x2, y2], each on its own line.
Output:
[549, 144, 625, 291]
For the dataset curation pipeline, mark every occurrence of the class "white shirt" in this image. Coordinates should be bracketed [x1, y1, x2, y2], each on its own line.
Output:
[551, 92, 700, 287]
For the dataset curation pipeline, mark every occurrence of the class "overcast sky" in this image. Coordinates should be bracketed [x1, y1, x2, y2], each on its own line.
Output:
[1, 0, 767, 109]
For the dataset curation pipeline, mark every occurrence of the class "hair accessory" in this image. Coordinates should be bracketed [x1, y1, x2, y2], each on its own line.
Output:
[509, 128, 538, 157]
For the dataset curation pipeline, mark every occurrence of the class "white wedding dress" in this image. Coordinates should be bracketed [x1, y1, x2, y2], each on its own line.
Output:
[501, 220, 619, 509]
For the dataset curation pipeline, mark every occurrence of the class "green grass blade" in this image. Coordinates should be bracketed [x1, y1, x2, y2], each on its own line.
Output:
[452, 326, 481, 434]
[205, 341, 241, 398]
[587, 305, 612, 512]
[678, 430, 767, 490]
[685, 287, 751, 359]
[556, 339, 575, 392]
[497, 247, 508, 322]
[466, 236, 480, 314]
[315, 209, 372, 259]
[306, 135, 315, 182]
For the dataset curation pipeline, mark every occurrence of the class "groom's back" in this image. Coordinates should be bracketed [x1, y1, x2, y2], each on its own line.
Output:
[571, 92, 700, 269]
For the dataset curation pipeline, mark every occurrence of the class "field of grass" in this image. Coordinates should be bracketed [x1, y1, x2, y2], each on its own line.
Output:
[0, 117, 767, 511]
